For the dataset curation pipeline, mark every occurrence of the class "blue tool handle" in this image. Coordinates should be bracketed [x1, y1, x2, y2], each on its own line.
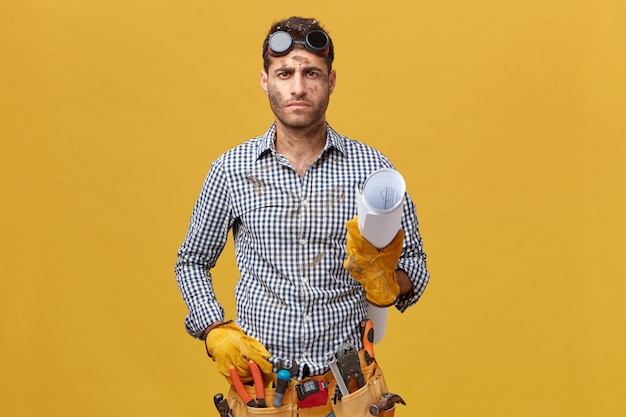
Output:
[273, 369, 291, 407]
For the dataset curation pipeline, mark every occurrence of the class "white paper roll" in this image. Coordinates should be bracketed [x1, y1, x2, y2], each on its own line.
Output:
[356, 168, 406, 343]
[356, 168, 406, 249]
[366, 305, 388, 344]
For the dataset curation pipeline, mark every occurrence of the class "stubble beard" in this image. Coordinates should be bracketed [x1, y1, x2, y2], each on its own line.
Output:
[268, 91, 329, 130]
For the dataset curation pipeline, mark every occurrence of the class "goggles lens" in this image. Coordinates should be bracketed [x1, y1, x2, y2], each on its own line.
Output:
[267, 30, 330, 57]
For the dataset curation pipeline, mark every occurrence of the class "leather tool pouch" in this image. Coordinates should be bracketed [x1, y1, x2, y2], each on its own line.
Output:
[225, 360, 396, 417]
[226, 379, 332, 417]
[328, 360, 394, 417]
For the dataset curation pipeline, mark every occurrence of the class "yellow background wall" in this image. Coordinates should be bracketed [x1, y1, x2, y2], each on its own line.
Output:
[1, 1, 625, 416]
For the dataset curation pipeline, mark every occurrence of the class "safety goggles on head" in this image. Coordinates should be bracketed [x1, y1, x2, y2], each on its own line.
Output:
[266, 30, 331, 58]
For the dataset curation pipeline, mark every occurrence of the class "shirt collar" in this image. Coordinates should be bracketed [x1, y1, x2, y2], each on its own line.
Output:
[256, 123, 346, 160]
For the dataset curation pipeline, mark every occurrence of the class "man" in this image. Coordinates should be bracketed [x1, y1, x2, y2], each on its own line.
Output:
[175, 16, 429, 416]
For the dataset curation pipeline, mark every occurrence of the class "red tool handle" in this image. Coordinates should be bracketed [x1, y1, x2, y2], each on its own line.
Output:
[360, 319, 375, 364]
[248, 360, 266, 407]
[229, 365, 255, 407]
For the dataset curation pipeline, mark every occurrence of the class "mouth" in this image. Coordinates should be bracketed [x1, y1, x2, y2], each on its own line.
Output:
[287, 101, 310, 108]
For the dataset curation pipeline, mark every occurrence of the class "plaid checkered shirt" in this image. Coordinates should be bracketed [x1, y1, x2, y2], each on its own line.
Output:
[175, 123, 429, 378]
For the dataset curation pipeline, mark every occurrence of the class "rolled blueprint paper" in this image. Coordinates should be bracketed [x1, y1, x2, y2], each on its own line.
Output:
[367, 306, 388, 344]
[356, 168, 406, 249]
[356, 168, 406, 344]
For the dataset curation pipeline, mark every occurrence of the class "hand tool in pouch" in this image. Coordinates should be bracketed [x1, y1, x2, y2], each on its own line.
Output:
[296, 379, 329, 408]
[369, 392, 406, 416]
[273, 359, 298, 407]
[326, 352, 350, 399]
[360, 319, 375, 365]
[249, 360, 267, 407]
[336, 342, 366, 392]
[229, 361, 267, 408]
[213, 393, 234, 417]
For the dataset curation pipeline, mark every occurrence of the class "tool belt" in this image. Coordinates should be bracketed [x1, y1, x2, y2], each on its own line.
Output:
[225, 351, 397, 417]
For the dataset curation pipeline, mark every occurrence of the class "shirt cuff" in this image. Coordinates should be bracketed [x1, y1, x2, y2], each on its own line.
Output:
[394, 258, 429, 312]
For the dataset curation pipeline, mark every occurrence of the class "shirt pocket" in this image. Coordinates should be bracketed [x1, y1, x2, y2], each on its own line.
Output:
[232, 167, 297, 234]
[316, 182, 351, 242]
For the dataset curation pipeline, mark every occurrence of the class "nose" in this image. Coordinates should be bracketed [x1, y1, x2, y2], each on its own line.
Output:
[290, 73, 306, 97]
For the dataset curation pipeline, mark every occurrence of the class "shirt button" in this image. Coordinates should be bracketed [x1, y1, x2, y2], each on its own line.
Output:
[299, 238, 307, 245]
[302, 277, 308, 283]
[304, 315, 311, 322]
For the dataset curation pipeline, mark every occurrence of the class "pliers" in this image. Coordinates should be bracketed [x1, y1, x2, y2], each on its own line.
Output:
[229, 360, 267, 408]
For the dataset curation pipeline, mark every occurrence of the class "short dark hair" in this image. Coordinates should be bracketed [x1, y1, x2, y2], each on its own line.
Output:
[262, 16, 334, 72]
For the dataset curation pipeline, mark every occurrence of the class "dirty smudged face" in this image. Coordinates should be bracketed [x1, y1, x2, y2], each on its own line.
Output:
[261, 48, 336, 130]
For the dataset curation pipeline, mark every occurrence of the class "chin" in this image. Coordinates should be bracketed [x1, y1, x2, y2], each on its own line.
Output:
[280, 114, 326, 129]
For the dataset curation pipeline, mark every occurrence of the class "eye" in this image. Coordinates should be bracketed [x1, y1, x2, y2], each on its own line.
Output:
[306, 70, 320, 79]
[276, 71, 292, 79]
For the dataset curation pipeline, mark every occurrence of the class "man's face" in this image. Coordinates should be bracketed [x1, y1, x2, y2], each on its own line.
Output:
[260, 47, 336, 130]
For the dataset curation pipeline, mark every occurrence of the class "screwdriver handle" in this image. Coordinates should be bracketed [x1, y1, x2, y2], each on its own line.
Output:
[273, 369, 291, 407]
[360, 319, 375, 364]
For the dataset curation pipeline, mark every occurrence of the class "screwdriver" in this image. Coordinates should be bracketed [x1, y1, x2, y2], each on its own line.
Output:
[360, 319, 375, 365]
[273, 369, 291, 407]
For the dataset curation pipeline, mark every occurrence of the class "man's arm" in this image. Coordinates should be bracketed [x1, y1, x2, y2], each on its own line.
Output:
[396, 269, 414, 295]
[175, 160, 232, 338]
[395, 196, 430, 311]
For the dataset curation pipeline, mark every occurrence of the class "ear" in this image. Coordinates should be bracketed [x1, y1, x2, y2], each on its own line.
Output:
[328, 70, 337, 95]
[260, 71, 269, 95]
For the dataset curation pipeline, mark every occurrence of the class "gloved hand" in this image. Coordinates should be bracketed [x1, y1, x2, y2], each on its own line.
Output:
[343, 216, 404, 307]
[205, 321, 273, 383]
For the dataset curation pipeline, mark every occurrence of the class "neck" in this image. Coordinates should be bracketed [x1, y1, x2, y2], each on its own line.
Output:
[274, 119, 327, 176]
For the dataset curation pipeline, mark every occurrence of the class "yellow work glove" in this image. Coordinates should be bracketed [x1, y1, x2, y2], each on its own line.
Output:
[343, 216, 404, 307]
[205, 321, 273, 383]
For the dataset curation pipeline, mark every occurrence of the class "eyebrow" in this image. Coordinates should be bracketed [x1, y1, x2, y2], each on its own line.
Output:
[273, 66, 295, 74]
[273, 65, 326, 75]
